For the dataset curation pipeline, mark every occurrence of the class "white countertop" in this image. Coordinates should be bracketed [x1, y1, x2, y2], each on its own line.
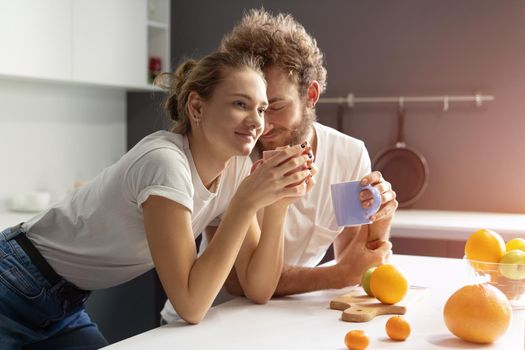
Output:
[103, 255, 524, 350]
[0, 211, 35, 229]
[391, 210, 525, 241]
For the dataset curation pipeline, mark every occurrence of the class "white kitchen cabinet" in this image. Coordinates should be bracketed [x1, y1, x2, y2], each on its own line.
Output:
[0, 0, 72, 80]
[0, 0, 167, 90]
[147, 0, 171, 83]
[72, 0, 147, 87]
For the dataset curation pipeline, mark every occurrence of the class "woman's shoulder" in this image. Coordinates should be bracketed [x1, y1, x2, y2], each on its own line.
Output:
[128, 131, 187, 159]
[133, 130, 186, 152]
[122, 131, 190, 176]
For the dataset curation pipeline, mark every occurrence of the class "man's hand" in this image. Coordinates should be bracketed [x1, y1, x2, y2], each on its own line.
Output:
[356, 171, 397, 246]
[335, 227, 392, 287]
[360, 171, 398, 222]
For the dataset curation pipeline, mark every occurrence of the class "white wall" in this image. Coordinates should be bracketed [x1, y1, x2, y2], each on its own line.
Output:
[0, 79, 126, 211]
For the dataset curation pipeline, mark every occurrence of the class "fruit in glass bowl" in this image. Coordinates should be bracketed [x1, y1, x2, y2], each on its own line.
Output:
[465, 257, 525, 308]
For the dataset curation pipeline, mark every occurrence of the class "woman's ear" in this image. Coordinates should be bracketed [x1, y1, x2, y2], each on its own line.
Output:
[187, 91, 203, 124]
[307, 81, 320, 108]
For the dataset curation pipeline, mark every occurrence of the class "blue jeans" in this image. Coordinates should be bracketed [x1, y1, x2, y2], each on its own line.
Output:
[0, 225, 108, 349]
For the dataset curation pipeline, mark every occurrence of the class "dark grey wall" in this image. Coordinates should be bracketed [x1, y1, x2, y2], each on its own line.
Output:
[142, 0, 523, 213]
[119, 0, 524, 342]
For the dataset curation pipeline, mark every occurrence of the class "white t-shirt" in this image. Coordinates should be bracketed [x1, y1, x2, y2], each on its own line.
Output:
[161, 122, 370, 323]
[23, 131, 251, 290]
[202, 122, 370, 265]
[281, 122, 370, 267]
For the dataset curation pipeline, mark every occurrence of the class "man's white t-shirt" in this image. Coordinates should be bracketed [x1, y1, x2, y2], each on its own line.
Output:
[160, 122, 370, 323]
[23, 130, 251, 290]
[281, 122, 370, 267]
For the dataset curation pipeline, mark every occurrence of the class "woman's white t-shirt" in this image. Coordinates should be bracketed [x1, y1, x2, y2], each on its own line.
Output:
[23, 131, 251, 290]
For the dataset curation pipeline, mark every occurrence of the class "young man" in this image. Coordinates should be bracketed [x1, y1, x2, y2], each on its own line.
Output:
[161, 9, 397, 323]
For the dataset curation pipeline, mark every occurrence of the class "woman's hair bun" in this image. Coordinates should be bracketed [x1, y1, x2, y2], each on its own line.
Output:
[154, 59, 197, 121]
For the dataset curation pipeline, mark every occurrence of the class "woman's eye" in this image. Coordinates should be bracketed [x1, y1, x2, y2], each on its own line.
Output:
[257, 108, 266, 116]
[234, 101, 246, 109]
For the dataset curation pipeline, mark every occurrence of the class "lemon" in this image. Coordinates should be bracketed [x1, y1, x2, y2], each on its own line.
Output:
[505, 238, 525, 252]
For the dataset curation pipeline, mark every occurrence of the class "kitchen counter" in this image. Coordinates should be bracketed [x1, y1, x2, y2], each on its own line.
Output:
[391, 209, 525, 241]
[0, 211, 36, 230]
[102, 255, 524, 349]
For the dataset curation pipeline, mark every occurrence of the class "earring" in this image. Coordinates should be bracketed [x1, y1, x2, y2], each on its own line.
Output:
[194, 117, 200, 127]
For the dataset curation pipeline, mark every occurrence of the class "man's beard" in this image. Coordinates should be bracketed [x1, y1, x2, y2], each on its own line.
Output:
[258, 107, 315, 152]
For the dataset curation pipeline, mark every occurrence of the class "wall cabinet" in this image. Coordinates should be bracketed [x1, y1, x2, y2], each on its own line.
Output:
[0, 0, 72, 80]
[0, 0, 169, 90]
[73, 0, 147, 87]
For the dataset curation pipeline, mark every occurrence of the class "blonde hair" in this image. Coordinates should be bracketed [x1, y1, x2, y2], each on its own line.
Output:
[155, 52, 263, 134]
[219, 8, 327, 97]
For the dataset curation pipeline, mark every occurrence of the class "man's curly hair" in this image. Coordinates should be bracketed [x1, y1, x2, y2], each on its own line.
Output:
[219, 8, 327, 97]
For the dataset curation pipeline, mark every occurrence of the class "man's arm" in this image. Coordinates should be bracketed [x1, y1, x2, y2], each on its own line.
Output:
[272, 226, 362, 296]
[205, 226, 345, 296]
[272, 171, 397, 296]
[359, 171, 397, 243]
[209, 224, 391, 297]
[334, 223, 392, 259]
[223, 262, 345, 297]
[333, 226, 360, 262]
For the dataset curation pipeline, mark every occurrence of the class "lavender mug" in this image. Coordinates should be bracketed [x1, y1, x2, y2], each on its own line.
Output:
[331, 181, 381, 226]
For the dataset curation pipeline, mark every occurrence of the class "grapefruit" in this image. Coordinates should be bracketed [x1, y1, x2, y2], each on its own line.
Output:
[443, 283, 512, 344]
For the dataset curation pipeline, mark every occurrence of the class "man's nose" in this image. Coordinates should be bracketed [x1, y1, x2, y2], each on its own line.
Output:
[263, 118, 274, 134]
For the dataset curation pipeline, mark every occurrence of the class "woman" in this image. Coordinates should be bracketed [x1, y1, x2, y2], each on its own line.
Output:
[0, 52, 314, 349]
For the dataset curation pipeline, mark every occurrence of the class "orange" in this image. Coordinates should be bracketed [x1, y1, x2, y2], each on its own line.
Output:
[385, 316, 411, 341]
[443, 283, 512, 344]
[370, 264, 408, 304]
[465, 229, 505, 263]
[344, 330, 369, 350]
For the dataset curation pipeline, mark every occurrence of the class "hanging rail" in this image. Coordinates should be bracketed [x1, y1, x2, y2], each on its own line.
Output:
[317, 93, 494, 112]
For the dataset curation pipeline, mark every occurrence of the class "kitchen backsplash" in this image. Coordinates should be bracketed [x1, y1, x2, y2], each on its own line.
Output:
[0, 79, 127, 213]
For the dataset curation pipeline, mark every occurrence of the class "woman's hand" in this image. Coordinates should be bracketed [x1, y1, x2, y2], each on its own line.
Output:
[250, 143, 316, 209]
[274, 152, 317, 208]
[236, 144, 313, 212]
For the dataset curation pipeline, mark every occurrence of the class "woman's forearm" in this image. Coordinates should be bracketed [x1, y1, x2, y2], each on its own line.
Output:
[238, 204, 288, 303]
[172, 197, 255, 323]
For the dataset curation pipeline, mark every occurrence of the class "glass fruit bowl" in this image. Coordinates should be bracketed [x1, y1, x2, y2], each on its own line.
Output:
[465, 258, 525, 309]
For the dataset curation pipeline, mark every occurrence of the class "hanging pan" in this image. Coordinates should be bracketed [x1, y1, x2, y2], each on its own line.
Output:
[372, 104, 429, 208]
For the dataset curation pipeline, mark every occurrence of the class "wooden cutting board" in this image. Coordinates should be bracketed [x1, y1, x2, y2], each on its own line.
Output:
[330, 287, 426, 322]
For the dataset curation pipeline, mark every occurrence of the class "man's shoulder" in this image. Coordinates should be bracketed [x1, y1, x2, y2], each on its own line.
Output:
[314, 122, 365, 151]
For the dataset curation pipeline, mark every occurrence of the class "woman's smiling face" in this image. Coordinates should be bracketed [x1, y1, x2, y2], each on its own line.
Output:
[198, 67, 268, 157]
